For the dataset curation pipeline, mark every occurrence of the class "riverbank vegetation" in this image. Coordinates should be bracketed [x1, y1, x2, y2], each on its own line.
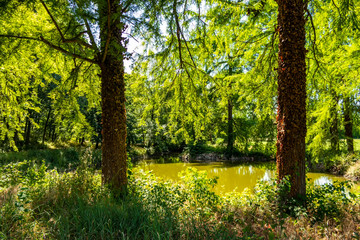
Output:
[1, 152, 359, 239]
[2, 0, 360, 238]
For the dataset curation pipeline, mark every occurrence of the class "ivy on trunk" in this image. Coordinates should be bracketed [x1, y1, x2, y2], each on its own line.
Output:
[276, 0, 307, 198]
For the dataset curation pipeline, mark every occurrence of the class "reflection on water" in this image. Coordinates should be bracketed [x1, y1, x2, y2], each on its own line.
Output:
[135, 160, 349, 194]
[313, 176, 333, 186]
[262, 170, 272, 182]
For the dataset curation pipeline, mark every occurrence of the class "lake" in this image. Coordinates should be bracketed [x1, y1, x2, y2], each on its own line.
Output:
[135, 160, 354, 194]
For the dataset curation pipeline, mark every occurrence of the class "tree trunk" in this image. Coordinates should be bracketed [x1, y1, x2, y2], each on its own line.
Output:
[276, 0, 306, 198]
[329, 89, 339, 152]
[48, 122, 53, 139]
[227, 98, 233, 154]
[25, 117, 31, 147]
[100, 0, 128, 192]
[51, 125, 56, 142]
[24, 117, 28, 140]
[344, 96, 354, 153]
[227, 67, 234, 155]
[42, 108, 51, 145]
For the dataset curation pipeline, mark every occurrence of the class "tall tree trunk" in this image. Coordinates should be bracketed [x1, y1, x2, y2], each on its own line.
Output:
[227, 98, 233, 154]
[276, 0, 307, 198]
[227, 67, 233, 155]
[25, 117, 31, 147]
[329, 89, 339, 152]
[51, 125, 56, 142]
[48, 122, 53, 139]
[344, 96, 354, 153]
[100, 0, 127, 192]
[42, 108, 51, 145]
[24, 117, 28, 140]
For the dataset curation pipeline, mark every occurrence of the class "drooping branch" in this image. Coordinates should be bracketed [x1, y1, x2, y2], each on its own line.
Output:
[305, 7, 321, 78]
[39, 37, 97, 64]
[0, 34, 97, 64]
[39, 0, 64, 40]
[173, 0, 183, 69]
[179, 27, 197, 69]
[173, 0, 197, 70]
[39, 0, 97, 50]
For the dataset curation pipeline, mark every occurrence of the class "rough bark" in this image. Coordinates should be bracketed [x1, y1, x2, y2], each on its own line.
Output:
[100, 0, 128, 192]
[344, 97, 354, 153]
[276, 0, 306, 198]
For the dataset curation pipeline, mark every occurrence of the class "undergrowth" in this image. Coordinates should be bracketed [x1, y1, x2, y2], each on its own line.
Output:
[0, 149, 359, 239]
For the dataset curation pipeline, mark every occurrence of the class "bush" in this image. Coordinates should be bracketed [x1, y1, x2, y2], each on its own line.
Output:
[0, 160, 46, 188]
[307, 180, 355, 221]
[0, 149, 359, 239]
[308, 152, 359, 175]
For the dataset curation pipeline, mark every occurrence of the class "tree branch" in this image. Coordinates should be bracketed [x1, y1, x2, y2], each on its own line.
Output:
[0, 34, 97, 64]
[305, 7, 321, 79]
[40, 0, 65, 40]
[84, 19, 99, 52]
[40, 0, 97, 50]
[173, 0, 184, 69]
[102, 0, 112, 63]
[40, 36, 98, 64]
[0, 34, 38, 41]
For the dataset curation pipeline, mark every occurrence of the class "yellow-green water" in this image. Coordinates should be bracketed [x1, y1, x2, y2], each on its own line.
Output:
[135, 161, 352, 195]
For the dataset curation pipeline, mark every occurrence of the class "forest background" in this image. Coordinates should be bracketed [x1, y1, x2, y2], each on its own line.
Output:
[1, 0, 360, 238]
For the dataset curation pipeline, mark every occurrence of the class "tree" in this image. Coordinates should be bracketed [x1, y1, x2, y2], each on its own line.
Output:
[1, 0, 205, 192]
[0, 0, 129, 191]
[305, 0, 360, 158]
[276, 0, 307, 197]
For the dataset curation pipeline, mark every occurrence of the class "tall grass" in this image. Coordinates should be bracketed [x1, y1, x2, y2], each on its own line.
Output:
[0, 149, 359, 239]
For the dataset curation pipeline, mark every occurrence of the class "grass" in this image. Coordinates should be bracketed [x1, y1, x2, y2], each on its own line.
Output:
[0, 148, 359, 239]
[355, 139, 360, 151]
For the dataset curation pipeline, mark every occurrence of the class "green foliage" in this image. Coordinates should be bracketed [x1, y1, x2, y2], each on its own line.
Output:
[0, 148, 81, 171]
[180, 168, 219, 210]
[249, 177, 357, 222]
[0, 149, 359, 239]
[0, 160, 46, 188]
[309, 152, 359, 175]
[307, 180, 355, 221]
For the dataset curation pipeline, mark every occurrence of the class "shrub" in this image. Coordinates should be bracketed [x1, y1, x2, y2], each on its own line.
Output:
[306, 180, 355, 221]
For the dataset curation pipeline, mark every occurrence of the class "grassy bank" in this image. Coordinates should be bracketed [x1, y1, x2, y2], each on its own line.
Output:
[0, 149, 360, 239]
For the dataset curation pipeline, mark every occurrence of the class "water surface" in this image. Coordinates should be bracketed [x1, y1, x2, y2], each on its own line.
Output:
[135, 160, 350, 194]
